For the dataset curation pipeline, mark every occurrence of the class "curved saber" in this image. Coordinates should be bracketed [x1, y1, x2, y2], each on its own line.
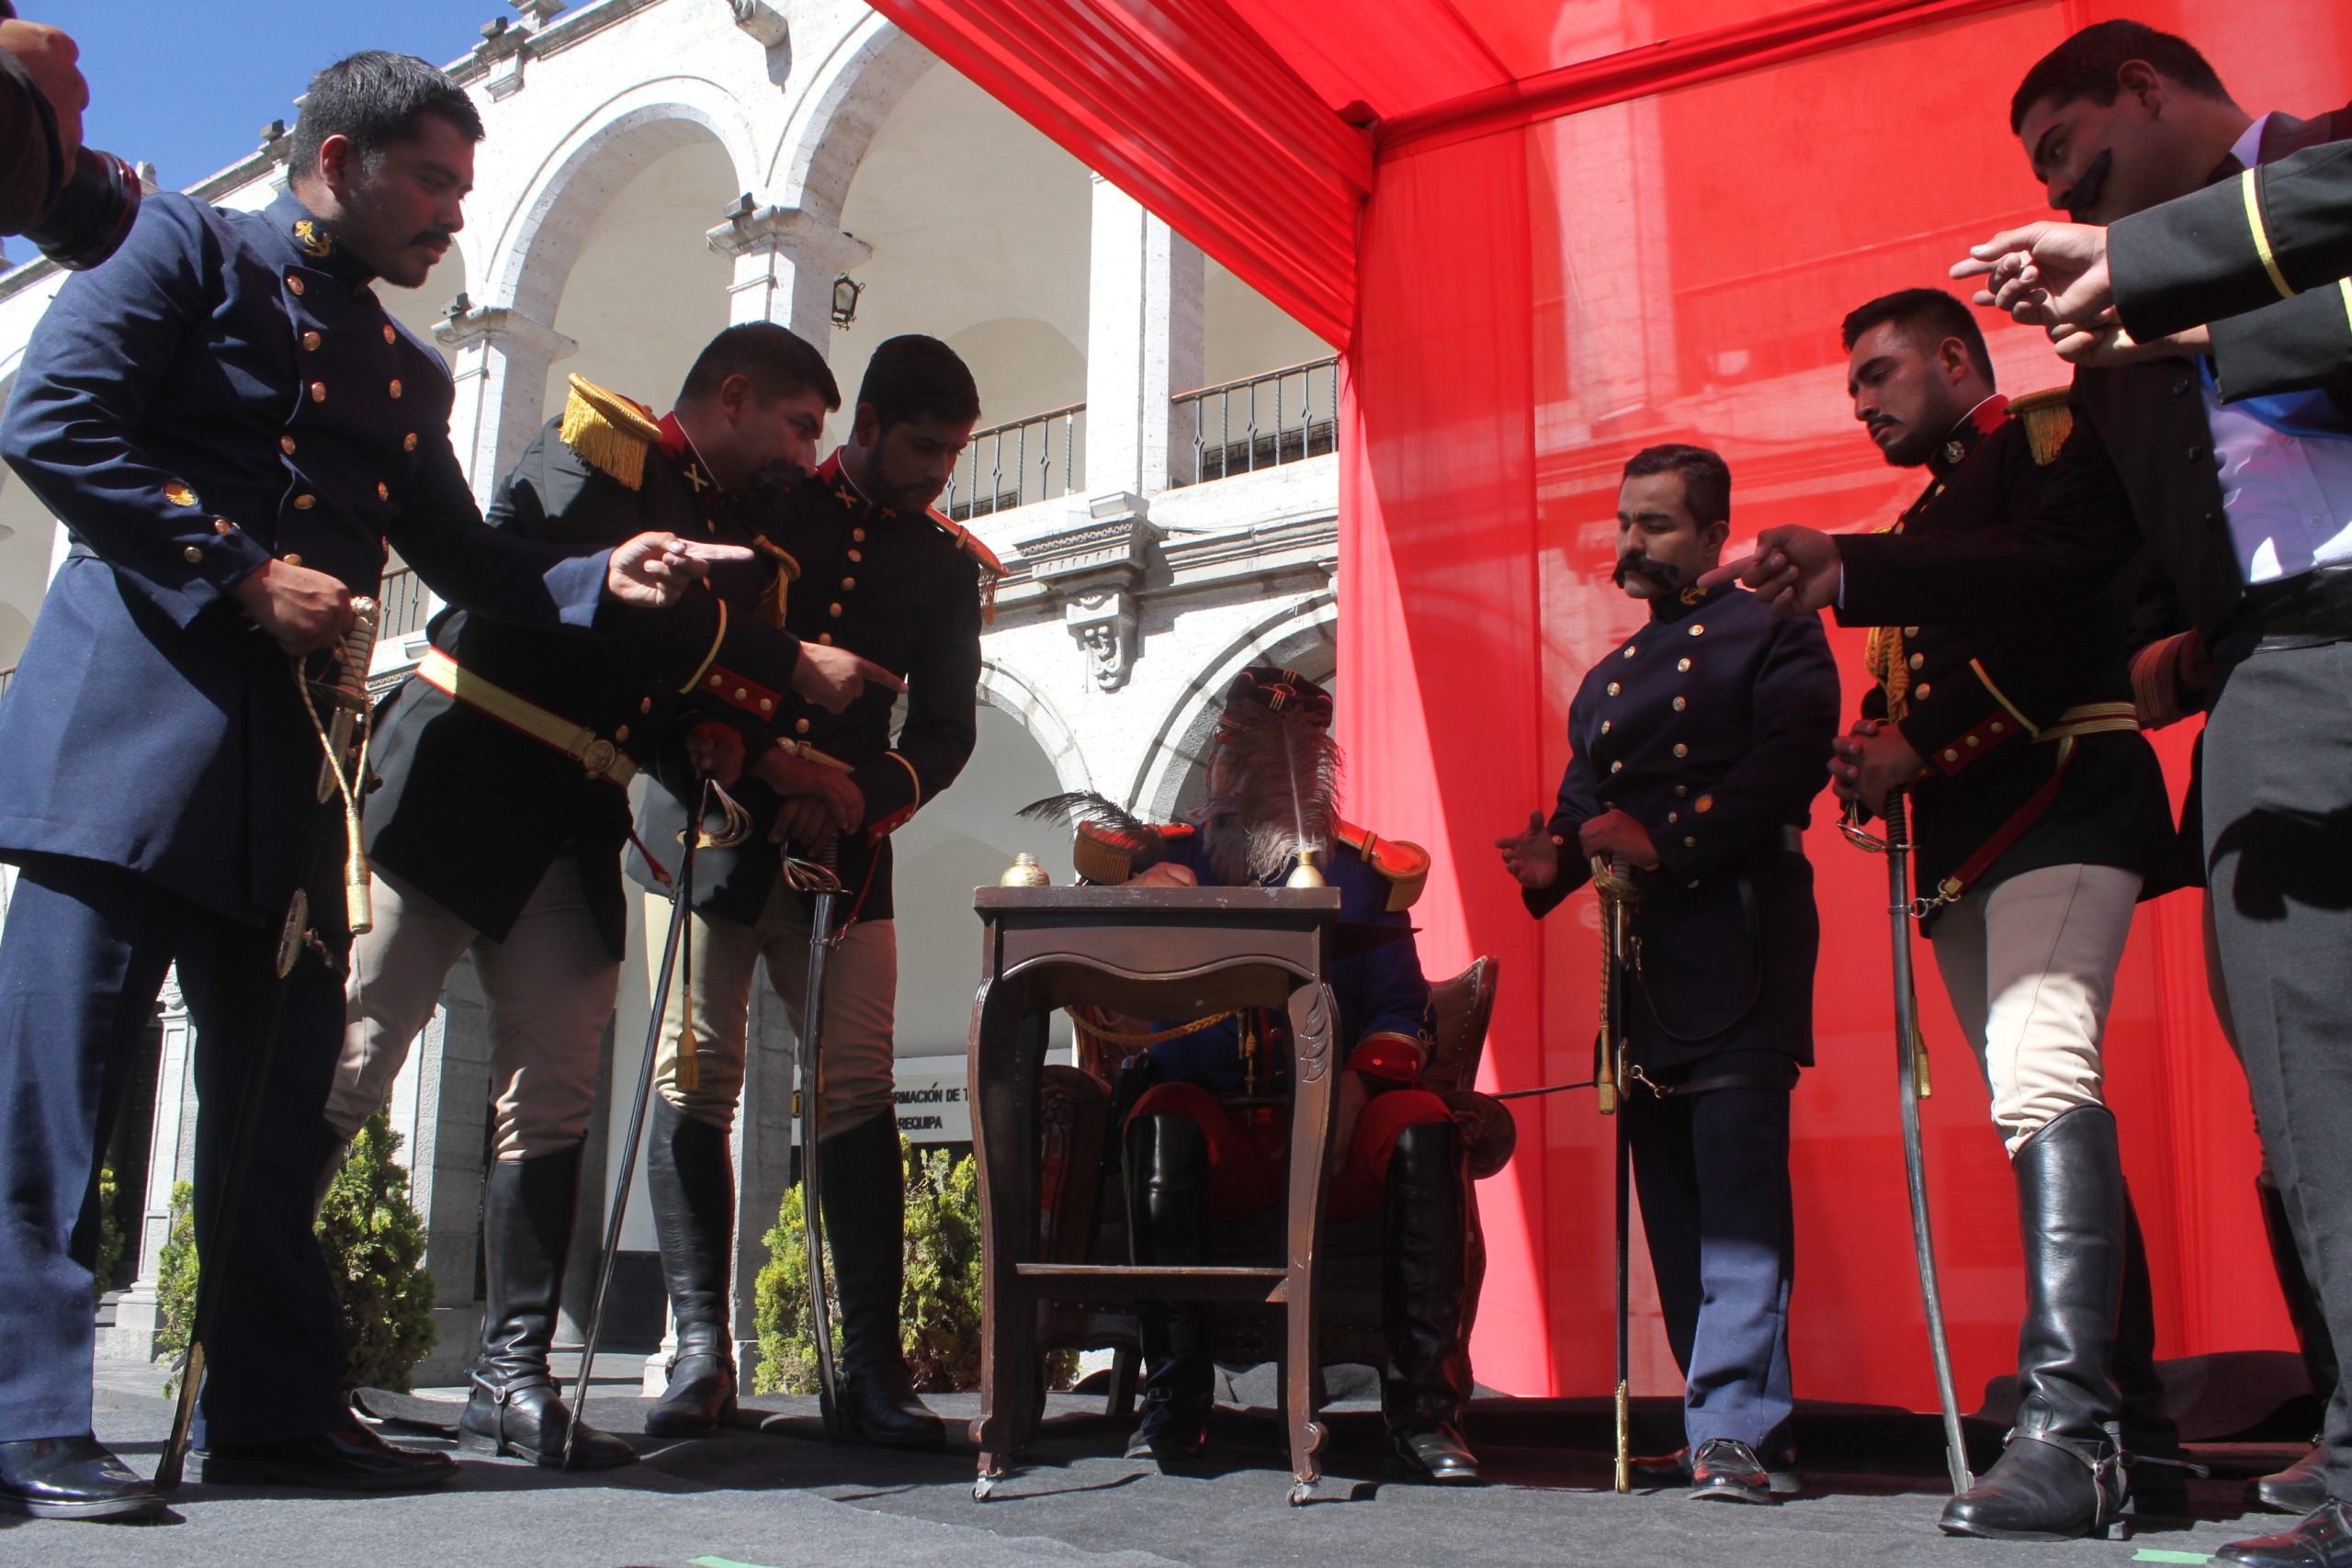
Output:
[790, 842, 847, 1440]
[1879, 794, 1973, 1495]
[562, 775, 720, 1468]
[1591, 855, 1636, 1496]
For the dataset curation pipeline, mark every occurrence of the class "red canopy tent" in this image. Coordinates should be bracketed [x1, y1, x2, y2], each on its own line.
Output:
[871, 0, 2352, 1409]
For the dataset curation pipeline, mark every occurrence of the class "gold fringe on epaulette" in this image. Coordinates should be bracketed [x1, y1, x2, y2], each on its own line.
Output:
[2008, 387, 2075, 467]
[559, 374, 662, 491]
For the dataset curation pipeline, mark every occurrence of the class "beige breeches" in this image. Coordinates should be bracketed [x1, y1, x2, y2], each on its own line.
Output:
[645, 877, 897, 1140]
[1928, 863, 2143, 1156]
[329, 859, 618, 1160]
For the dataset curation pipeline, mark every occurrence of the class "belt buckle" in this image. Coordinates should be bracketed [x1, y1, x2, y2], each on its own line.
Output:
[580, 738, 617, 779]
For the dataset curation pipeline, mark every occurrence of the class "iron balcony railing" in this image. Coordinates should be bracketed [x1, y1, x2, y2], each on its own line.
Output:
[376, 567, 433, 644]
[1170, 356, 1339, 488]
[944, 402, 1085, 522]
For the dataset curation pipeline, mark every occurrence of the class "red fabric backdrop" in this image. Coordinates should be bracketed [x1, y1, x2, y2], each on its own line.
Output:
[871, 0, 2352, 1405]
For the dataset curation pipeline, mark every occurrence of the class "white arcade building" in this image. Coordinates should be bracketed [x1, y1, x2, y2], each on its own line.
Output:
[0, 0, 1343, 1384]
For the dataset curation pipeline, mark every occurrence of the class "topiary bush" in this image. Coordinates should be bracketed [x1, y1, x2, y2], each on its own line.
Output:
[156, 1113, 436, 1396]
[319, 1113, 437, 1393]
[92, 1162, 128, 1307]
[752, 1134, 1073, 1394]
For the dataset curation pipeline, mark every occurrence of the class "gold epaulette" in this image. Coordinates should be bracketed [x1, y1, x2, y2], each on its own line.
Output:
[1074, 819, 1190, 886]
[927, 508, 1008, 624]
[2007, 387, 2075, 467]
[558, 374, 662, 491]
[1335, 819, 1429, 913]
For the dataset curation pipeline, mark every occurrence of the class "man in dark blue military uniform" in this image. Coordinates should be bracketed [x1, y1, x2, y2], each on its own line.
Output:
[1831, 288, 2185, 1540]
[321, 324, 889, 1472]
[0, 52, 789, 1521]
[628, 336, 994, 1450]
[1079, 668, 1479, 1484]
[1498, 444, 1838, 1506]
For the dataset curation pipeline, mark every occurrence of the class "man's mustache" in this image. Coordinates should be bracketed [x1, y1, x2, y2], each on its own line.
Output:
[2059, 149, 2113, 219]
[1612, 554, 1679, 588]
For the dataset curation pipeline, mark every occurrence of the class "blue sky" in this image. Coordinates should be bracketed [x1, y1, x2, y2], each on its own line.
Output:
[38, 0, 506, 191]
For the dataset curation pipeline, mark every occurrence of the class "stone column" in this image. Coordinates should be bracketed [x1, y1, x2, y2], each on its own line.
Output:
[98, 973, 192, 1364]
[383, 962, 496, 1386]
[435, 302, 578, 509]
[1084, 176, 1204, 496]
[706, 201, 872, 346]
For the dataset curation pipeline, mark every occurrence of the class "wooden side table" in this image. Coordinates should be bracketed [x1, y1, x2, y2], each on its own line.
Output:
[965, 884, 1343, 1505]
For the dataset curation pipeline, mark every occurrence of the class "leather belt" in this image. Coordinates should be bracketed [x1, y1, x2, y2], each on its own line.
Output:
[414, 648, 637, 787]
[1635, 1067, 1798, 1099]
[2238, 564, 2352, 649]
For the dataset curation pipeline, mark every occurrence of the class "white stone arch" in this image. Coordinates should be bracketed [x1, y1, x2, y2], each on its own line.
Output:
[1126, 591, 1340, 820]
[481, 77, 763, 322]
[763, 12, 935, 225]
[977, 656, 1091, 796]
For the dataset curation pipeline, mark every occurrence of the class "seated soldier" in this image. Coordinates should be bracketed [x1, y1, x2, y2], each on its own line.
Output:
[1070, 667, 1477, 1485]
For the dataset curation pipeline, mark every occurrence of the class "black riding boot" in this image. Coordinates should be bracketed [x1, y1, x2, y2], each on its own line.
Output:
[1940, 1107, 2128, 1540]
[1383, 1121, 1479, 1484]
[644, 1100, 740, 1438]
[820, 1113, 945, 1450]
[1123, 1113, 1214, 1465]
[2115, 1187, 2194, 1517]
[2253, 1174, 2337, 1514]
[458, 1148, 636, 1469]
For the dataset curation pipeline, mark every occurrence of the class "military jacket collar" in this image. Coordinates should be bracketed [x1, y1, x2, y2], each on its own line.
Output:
[1645, 576, 1733, 626]
[657, 412, 724, 523]
[262, 190, 377, 290]
[817, 447, 897, 520]
[1928, 394, 2009, 481]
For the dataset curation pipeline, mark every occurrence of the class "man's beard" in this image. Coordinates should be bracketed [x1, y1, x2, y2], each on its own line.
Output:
[2060, 148, 2114, 221]
[1872, 420, 1939, 468]
[1203, 804, 1297, 885]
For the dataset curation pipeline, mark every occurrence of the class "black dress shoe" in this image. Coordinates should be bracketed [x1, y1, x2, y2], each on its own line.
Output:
[200, 1415, 458, 1492]
[1689, 1438, 1777, 1505]
[839, 1360, 946, 1451]
[1391, 1422, 1480, 1484]
[1639, 1444, 1802, 1495]
[2256, 1446, 2333, 1517]
[0, 1435, 163, 1521]
[2217, 1500, 2352, 1568]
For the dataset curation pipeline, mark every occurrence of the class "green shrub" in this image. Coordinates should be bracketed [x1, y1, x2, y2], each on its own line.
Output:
[752, 1135, 1074, 1394]
[156, 1182, 196, 1397]
[156, 1113, 436, 1396]
[320, 1114, 437, 1393]
[92, 1163, 127, 1306]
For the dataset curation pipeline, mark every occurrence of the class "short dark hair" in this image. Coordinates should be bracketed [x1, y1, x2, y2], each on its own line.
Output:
[288, 51, 485, 179]
[1841, 287, 1995, 384]
[2009, 20, 2232, 134]
[855, 335, 981, 434]
[1622, 444, 1730, 530]
[677, 322, 841, 410]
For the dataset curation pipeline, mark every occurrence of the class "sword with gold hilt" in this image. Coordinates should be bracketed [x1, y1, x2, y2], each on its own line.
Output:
[1591, 854, 1637, 1495]
[780, 739, 859, 1441]
[1842, 789, 1971, 1495]
[157, 597, 379, 1491]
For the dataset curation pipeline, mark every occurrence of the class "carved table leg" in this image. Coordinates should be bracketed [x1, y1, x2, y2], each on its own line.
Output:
[1282, 979, 1340, 1505]
[967, 976, 1034, 1498]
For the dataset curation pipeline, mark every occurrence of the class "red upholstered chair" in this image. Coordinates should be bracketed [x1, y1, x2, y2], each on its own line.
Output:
[1032, 956, 1504, 1417]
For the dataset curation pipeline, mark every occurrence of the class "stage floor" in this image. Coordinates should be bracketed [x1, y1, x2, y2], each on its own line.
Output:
[2, 1367, 2309, 1568]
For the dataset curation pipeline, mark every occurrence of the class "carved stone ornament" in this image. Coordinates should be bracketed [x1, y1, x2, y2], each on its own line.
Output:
[1015, 492, 1162, 692]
